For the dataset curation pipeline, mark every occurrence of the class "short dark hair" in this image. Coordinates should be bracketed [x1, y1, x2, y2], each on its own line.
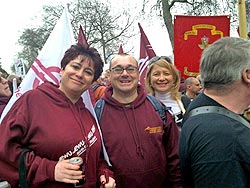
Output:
[61, 43, 104, 82]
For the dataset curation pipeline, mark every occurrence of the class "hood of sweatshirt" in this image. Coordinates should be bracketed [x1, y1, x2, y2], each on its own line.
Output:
[0, 95, 10, 116]
[103, 84, 147, 109]
[102, 84, 147, 158]
[0, 95, 10, 105]
[36, 82, 88, 144]
[36, 81, 85, 109]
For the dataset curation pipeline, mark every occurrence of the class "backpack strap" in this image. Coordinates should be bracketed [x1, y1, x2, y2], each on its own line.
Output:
[146, 95, 169, 128]
[187, 106, 250, 129]
[94, 98, 105, 123]
[92, 83, 101, 91]
[94, 96, 170, 165]
[19, 148, 31, 188]
[95, 95, 169, 127]
[94, 99, 112, 166]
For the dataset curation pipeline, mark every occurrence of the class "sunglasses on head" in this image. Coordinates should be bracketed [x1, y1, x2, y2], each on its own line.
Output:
[148, 56, 172, 66]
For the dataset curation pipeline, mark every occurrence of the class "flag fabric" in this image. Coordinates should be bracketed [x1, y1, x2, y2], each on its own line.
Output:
[78, 25, 89, 49]
[118, 44, 124, 54]
[138, 23, 156, 86]
[76, 26, 110, 165]
[12, 78, 18, 93]
[0, 8, 75, 122]
[77, 24, 96, 106]
[174, 15, 230, 79]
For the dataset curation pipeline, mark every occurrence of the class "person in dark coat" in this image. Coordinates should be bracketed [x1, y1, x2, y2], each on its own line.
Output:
[179, 37, 250, 188]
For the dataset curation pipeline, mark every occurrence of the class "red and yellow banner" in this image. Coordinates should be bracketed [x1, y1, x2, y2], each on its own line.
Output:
[174, 15, 230, 79]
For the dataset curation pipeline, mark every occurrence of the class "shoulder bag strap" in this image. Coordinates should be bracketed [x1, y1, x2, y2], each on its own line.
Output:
[19, 148, 31, 188]
[187, 106, 250, 129]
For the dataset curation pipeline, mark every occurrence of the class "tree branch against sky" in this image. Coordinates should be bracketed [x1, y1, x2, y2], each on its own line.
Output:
[142, 0, 240, 48]
[16, 0, 135, 70]
[0, 0, 243, 73]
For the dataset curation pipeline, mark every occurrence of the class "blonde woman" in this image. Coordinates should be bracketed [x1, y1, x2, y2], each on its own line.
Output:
[145, 56, 185, 128]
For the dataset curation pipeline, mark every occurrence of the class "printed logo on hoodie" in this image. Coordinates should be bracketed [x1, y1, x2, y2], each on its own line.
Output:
[59, 124, 97, 161]
[145, 126, 163, 134]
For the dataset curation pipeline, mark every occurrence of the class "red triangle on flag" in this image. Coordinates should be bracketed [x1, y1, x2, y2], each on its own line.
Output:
[138, 23, 156, 86]
[118, 44, 124, 54]
[77, 25, 96, 106]
[78, 25, 89, 49]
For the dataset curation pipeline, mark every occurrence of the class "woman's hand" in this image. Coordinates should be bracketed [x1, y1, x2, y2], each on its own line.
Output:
[100, 175, 116, 188]
[54, 159, 84, 184]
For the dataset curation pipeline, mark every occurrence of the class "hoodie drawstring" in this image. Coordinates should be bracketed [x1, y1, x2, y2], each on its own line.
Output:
[123, 106, 144, 158]
[71, 103, 90, 165]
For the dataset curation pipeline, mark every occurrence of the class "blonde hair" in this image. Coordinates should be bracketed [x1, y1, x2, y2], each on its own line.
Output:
[145, 59, 181, 100]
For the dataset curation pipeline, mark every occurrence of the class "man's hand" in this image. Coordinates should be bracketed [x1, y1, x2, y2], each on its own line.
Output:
[100, 175, 116, 188]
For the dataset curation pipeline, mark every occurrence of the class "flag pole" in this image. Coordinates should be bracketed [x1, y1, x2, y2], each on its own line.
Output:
[238, 0, 247, 39]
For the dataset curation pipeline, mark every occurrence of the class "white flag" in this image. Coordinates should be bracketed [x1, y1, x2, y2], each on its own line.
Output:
[0, 8, 75, 122]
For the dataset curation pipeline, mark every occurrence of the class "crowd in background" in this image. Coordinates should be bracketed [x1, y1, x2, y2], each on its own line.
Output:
[0, 36, 250, 188]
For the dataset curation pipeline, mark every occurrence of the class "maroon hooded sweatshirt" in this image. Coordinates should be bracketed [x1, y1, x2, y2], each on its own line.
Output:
[0, 82, 113, 188]
[99, 85, 182, 188]
[0, 95, 10, 116]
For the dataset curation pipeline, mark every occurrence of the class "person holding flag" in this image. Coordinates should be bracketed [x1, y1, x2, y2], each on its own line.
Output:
[0, 43, 115, 188]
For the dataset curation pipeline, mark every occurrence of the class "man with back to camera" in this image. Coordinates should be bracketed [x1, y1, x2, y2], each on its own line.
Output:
[179, 37, 250, 187]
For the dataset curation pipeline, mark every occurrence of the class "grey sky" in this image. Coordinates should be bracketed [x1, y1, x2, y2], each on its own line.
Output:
[0, 0, 172, 72]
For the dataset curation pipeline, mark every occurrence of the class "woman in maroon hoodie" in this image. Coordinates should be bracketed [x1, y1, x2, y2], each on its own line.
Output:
[0, 43, 115, 188]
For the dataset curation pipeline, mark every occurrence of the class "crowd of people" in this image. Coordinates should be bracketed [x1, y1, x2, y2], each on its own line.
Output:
[0, 36, 250, 188]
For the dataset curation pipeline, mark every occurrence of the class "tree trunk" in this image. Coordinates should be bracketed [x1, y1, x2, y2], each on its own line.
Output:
[161, 0, 174, 49]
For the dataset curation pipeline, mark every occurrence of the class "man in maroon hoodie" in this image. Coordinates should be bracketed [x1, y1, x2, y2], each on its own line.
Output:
[96, 53, 182, 188]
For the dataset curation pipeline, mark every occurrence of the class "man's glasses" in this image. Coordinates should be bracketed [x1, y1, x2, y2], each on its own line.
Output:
[148, 56, 172, 66]
[111, 65, 138, 74]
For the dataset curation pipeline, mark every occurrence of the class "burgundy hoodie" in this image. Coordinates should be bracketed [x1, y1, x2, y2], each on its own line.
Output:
[100, 85, 182, 188]
[0, 95, 10, 116]
[0, 82, 112, 188]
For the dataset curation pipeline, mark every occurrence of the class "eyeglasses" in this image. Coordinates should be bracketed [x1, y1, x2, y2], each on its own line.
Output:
[111, 65, 138, 74]
[148, 56, 172, 66]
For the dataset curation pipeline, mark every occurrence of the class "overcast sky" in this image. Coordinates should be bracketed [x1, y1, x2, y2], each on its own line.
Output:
[0, 0, 172, 72]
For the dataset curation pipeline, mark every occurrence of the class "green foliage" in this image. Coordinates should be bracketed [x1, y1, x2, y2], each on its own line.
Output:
[172, 0, 238, 36]
[18, 27, 50, 68]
